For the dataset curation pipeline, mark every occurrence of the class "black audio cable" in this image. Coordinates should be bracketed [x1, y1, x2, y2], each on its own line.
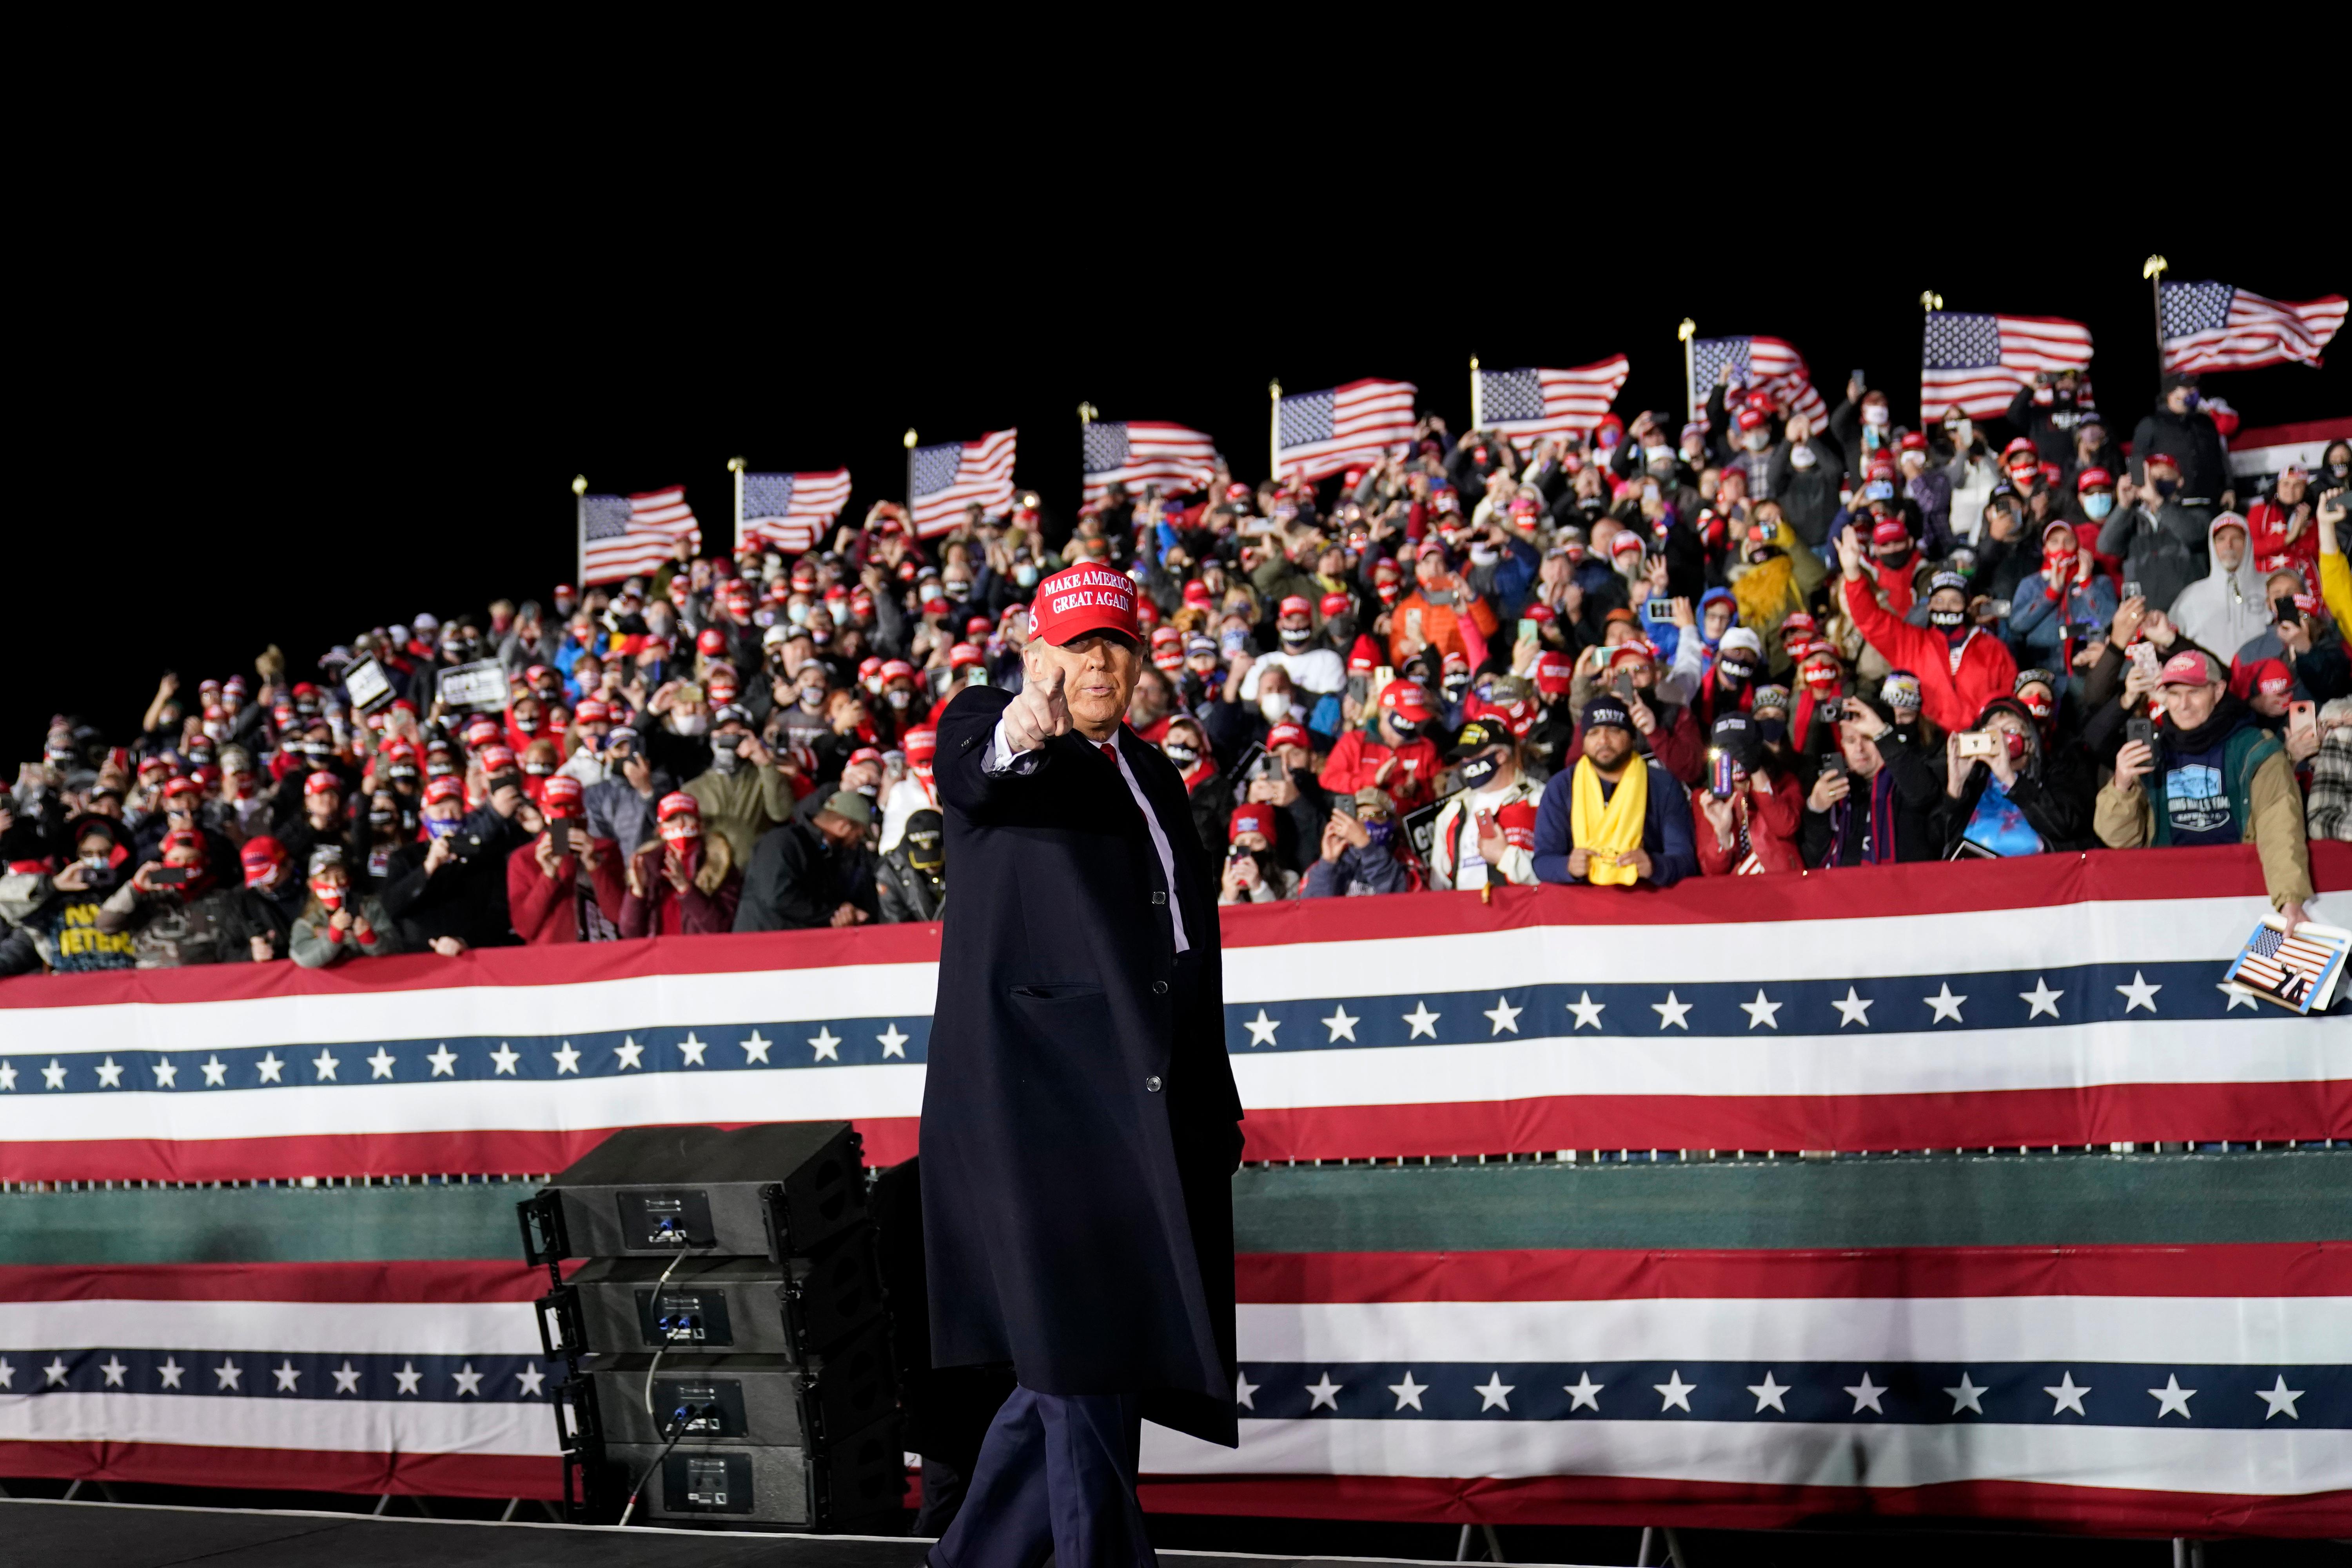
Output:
[615, 1399, 715, 1527]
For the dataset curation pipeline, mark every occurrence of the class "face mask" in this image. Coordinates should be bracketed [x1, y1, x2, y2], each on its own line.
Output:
[670, 713, 709, 737]
[1757, 717, 1788, 745]
[1459, 753, 1502, 789]
[1744, 429, 1770, 452]
[1468, 546, 1499, 567]
[1443, 675, 1470, 702]
[1163, 740, 1199, 767]
[2083, 492, 2114, 521]
[425, 815, 463, 840]
[1362, 818, 1395, 849]
[2002, 730, 2029, 762]
[1259, 694, 1289, 723]
[2024, 695, 2053, 719]
[1388, 718, 1421, 739]
[708, 740, 742, 774]
[1929, 608, 1965, 632]
[1013, 563, 1040, 588]
[313, 883, 345, 911]
[2331, 463, 2349, 481]
[1718, 660, 1755, 688]
[787, 603, 811, 626]
[1862, 404, 1889, 427]
[2153, 477, 2179, 499]
[1789, 446, 1818, 471]
[886, 688, 911, 710]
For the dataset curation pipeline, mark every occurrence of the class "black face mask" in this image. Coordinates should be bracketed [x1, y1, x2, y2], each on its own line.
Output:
[1718, 660, 1756, 688]
[369, 809, 396, 828]
[1163, 741, 1200, 767]
[1279, 628, 1311, 651]
[1459, 753, 1504, 789]
[1929, 608, 1965, 631]
[2153, 477, 2180, 499]
[1757, 717, 1788, 745]
[1388, 719, 1421, 740]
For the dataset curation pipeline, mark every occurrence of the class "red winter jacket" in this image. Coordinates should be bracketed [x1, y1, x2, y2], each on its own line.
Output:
[1841, 574, 2016, 736]
[1318, 727, 1443, 813]
[506, 833, 626, 944]
[1692, 769, 1805, 876]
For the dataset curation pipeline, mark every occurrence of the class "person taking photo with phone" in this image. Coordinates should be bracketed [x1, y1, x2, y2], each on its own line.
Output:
[2097, 650, 2314, 929]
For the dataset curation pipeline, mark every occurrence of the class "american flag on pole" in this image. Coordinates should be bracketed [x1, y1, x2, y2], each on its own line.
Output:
[1276, 380, 1417, 483]
[1920, 312, 2095, 421]
[2225, 918, 2350, 1014]
[1082, 421, 1220, 506]
[1475, 356, 1631, 448]
[579, 485, 699, 586]
[1690, 337, 1826, 432]
[2161, 282, 2348, 374]
[738, 469, 851, 555]
[909, 428, 1017, 538]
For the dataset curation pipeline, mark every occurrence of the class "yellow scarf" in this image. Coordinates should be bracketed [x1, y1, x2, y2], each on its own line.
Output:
[1570, 756, 1647, 886]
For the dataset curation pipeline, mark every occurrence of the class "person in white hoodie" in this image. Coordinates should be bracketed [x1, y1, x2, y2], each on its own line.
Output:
[2167, 513, 2269, 663]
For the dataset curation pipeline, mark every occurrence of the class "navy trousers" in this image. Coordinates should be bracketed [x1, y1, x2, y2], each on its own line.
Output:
[929, 1384, 1154, 1568]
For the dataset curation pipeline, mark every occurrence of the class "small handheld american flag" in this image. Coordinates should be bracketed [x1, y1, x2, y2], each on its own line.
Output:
[2222, 916, 2350, 1015]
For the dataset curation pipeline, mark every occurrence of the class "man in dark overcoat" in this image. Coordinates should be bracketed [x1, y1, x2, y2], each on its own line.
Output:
[920, 563, 1243, 1566]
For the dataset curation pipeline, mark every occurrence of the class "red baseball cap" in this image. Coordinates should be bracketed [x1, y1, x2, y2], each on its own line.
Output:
[303, 770, 342, 797]
[573, 698, 611, 724]
[240, 836, 287, 887]
[1028, 565, 1141, 646]
[903, 727, 938, 764]
[1266, 722, 1309, 751]
[1871, 517, 1909, 547]
[1534, 650, 1574, 696]
[1379, 681, 1431, 720]
[1229, 804, 1274, 842]
[424, 776, 464, 805]
[2159, 650, 2218, 687]
[1898, 430, 1928, 452]
[163, 774, 202, 799]
[540, 775, 584, 817]
[1278, 595, 1312, 619]
[2076, 466, 2113, 491]
[948, 642, 984, 669]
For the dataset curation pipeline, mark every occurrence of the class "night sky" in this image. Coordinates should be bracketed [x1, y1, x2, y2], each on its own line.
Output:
[18, 196, 2344, 755]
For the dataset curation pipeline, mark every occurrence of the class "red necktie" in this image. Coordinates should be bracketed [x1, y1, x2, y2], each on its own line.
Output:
[1100, 742, 1119, 766]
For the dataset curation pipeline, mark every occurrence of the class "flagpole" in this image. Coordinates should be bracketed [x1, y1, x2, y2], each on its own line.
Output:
[726, 457, 746, 556]
[1468, 356, 1483, 431]
[902, 428, 918, 532]
[571, 475, 587, 590]
[1677, 319, 1697, 424]
[1268, 380, 1282, 483]
[1918, 292, 1944, 425]
[2143, 256, 2170, 380]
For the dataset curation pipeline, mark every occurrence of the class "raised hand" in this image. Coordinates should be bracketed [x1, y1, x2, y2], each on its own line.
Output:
[1003, 664, 1070, 753]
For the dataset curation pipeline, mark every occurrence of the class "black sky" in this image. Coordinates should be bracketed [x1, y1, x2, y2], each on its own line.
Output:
[17, 167, 2345, 756]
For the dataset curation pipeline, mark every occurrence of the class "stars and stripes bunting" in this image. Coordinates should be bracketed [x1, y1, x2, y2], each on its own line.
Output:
[1082, 420, 1220, 506]
[2161, 282, 2347, 374]
[737, 468, 850, 555]
[1689, 336, 1827, 432]
[1474, 356, 1631, 447]
[1275, 379, 1417, 483]
[908, 428, 1017, 537]
[1919, 312, 2094, 421]
[579, 485, 699, 586]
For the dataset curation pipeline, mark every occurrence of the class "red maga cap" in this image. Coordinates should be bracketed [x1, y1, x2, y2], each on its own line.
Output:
[540, 775, 584, 815]
[1027, 565, 1140, 646]
[1266, 722, 1309, 751]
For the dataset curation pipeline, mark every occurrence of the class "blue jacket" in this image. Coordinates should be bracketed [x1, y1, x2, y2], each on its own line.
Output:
[2006, 573, 2118, 666]
[1531, 759, 1698, 887]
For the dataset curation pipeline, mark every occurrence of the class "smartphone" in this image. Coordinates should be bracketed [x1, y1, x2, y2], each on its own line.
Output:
[2127, 641, 2161, 677]
[1821, 753, 1849, 780]
[1333, 795, 1358, 820]
[1987, 599, 2013, 620]
[1517, 618, 1539, 643]
[1956, 731, 1999, 761]
[148, 866, 192, 887]
[1850, 369, 1867, 387]
[2122, 581, 2143, 603]
[1612, 671, 1636, 702]
[1347, 673, 1368, 704]
[1709, 750, 1737, 799]
[1642, 599, 1674, 624]
[2288, 701, 2319, 748]
[2125, 717, 2157, 753]
[1403, 609, 1424, 645]
[1474, 808, 1497, 840]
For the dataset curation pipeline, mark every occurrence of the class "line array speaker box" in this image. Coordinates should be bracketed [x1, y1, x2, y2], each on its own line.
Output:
[521, 1122, 901, 1533]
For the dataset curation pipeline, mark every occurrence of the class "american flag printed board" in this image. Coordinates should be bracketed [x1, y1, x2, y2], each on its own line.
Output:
[1276, 380, 1418, 483]
[1475, 357, 1631, 448]
[0, 846, 2347, 1527]
[908, 428, 1017, 538]
[2226, 918, 2350, 1015]
[579, 486, 699, 586]
[1690, 337, 1828, 433]
[737, 468, 851, 555]
[1082, 421, 1220, 506]
[2161, 283, 2348, 375]
[1920, 312, 2095, 421]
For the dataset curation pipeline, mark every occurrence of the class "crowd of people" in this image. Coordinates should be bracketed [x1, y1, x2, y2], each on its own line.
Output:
[4, 368, 2347, 976]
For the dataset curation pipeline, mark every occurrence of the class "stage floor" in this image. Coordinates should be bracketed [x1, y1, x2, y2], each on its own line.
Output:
[0, 1498, 1521, 1567]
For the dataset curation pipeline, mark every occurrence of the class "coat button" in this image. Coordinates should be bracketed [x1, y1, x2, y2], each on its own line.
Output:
[1145, 1076, 1162, 1093]
[1151, 980, 1168, 995]
[1150, 892, 1166, 906]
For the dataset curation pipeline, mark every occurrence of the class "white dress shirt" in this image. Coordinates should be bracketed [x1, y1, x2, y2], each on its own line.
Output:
[988, 715, 1189, 953]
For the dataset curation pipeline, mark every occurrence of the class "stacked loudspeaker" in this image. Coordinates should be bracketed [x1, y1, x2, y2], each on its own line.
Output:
[519, 1122, 904, 1532]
